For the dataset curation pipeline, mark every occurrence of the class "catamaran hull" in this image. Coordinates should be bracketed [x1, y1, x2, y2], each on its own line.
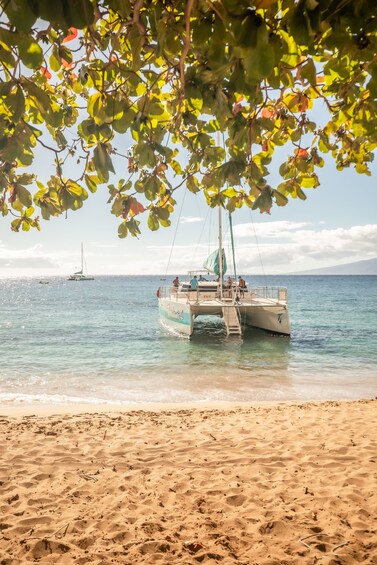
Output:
[239, 304, 290, 335]
[159, 299, 193, 336]
[159, 297, 290, 337]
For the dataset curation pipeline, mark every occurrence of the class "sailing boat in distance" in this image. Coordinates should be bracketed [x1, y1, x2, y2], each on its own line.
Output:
[68, 243, 95, 281]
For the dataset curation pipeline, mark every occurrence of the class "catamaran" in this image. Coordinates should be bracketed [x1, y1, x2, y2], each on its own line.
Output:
[157, 210, 290, 338]
[68, 243, 95, 281]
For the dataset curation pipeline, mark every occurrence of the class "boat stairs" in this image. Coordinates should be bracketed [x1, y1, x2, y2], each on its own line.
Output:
[222, 302, 242, 336]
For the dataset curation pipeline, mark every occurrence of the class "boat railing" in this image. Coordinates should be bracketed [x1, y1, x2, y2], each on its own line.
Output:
[158, 285, 288, 303]
[247, 286, 288, 302]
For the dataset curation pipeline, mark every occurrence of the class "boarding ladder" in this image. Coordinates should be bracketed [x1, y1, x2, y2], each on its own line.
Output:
[222, 305, 242, 336]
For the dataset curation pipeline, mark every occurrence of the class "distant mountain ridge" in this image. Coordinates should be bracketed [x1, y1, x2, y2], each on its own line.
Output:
[291, 257, 377, 275]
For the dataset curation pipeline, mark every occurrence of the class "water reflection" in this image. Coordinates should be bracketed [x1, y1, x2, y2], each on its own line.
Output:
[163, 319, 293, 402]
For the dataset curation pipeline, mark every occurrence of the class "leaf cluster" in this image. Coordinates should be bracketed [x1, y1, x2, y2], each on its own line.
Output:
[0, 0, 376, 234]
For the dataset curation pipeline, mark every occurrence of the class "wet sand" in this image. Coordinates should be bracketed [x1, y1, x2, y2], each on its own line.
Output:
[0, 399, 376, 564]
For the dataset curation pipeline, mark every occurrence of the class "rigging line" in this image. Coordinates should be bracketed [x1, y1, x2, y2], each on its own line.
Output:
[248, 207, 268, 287]
[229, 212, 237, 280]
[190, 205, 211, 269]
[164, 187, 187, 278]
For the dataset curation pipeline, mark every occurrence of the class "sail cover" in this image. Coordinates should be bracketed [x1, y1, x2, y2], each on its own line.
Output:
[203, 249, 227, 276]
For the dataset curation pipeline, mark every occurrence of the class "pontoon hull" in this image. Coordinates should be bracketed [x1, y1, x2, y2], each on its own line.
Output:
[239, 304, 290, 335]
[159, 299, 193, 336]
[159, 296, 290, 337]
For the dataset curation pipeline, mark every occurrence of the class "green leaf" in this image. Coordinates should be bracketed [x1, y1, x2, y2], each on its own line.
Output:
[6, 86, 25, 121]
[18, 38, 43, 69]
[49, 48, 61, 72]
[300, 175, 318, 188]
[61, 0, 95, 28]
[16, 185, 33, 207]
[301, 58, 317, 86]
[244, 43, 275, 82]
[126, 218, 141, 237]
[135, 142, 156, 167]
[252, 186, 273, 211]
[274, 190, 289, 206]
[37, 0, 65, 23]
[11, 218, 22, 232]
[93, 144, 115, 183]
[186, 176, 200, 194]
[4, 0, 37, 32]
[21, 79, 52, 114]
[118, 220, 128, 238]
[147, 212, 159, 231]
[85, 174, 99, 193]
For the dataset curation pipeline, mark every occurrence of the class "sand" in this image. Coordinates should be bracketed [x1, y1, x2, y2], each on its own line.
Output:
[0, 399, 376, 564]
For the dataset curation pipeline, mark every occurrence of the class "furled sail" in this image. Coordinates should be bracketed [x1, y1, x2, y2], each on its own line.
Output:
[203, 249, 227, 276]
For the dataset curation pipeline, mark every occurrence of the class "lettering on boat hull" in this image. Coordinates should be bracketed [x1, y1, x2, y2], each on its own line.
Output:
[159, 300, 193, 336]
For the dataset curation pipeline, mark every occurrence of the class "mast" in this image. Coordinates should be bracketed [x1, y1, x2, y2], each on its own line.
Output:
[218, 207, 223, 299]
[81, 243, 84, 274]
[229, 212, 237, 281]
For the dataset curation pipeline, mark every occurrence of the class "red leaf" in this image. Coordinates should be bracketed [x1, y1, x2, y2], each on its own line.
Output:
[297, 94, 309, 112]
[294, 148, 309, 158]
[130, 200, 145, 216]
[40, 66, 52, 79]
[62, 27, 78, 43]
[61, 58, 74, 69]
[261, 107, 275, 119]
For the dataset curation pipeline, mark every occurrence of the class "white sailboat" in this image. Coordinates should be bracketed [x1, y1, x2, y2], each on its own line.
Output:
[157, 210, 290, 338]
[68, 243, 95, 281]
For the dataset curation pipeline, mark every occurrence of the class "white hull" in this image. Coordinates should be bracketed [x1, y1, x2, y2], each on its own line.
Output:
[68, 244, 94, 281]
[159, 299, 192, 336]
[239, 302, 290, 335]
[158, 286, 290, 338]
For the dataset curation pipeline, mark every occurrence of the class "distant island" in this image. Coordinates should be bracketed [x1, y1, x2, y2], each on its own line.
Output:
[291, 257, 377, 275]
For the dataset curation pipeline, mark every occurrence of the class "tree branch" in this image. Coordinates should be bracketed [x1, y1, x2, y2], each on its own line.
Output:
[133, 0, 146, 44]
[179, 0, 195, 96]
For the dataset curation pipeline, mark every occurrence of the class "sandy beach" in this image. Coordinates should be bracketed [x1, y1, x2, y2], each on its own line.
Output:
[0, 399, 376, 564]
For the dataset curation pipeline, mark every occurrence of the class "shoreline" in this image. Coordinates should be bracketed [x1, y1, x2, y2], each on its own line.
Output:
[1, 398, 376, 563]
[1, 396, 376, 419]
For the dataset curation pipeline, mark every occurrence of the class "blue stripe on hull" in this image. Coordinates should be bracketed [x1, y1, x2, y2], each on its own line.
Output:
[159, 301, 192, 335]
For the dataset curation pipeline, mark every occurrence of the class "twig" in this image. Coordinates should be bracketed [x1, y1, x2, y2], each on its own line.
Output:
[78, 471, 98, 482]
[133, 0, 146, 44]
[332, 541, 349, 553]
[299, 533, 329, 550]
[51, 522, 70, 538]
[179, 0, 195, 95]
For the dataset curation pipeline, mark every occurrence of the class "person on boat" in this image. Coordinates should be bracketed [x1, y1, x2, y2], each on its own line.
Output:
[198, 274, 207, 281]
[226, 276, 233, 298]
[172, 276, 179, 287]
[190, 275, 198, 290]
[238, 275, 246, 296]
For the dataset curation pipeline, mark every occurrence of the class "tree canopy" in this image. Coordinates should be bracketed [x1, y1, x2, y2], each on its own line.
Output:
[0, 0, 376, 236]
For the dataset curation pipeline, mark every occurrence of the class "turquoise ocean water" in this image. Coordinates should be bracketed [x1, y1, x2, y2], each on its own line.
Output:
[0, 275, 376, 406]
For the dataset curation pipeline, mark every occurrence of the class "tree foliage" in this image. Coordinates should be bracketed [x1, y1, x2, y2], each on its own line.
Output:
[0, 0, 376, 236]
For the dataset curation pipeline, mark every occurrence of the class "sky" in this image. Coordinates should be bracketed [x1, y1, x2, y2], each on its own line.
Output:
[1, 126, 377, 278]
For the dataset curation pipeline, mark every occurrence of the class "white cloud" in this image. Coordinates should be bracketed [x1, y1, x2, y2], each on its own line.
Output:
[1, 223, 376, 276]
[91, 243, 119, 249]
[180, 216, 204, 224]
[0, 244, 58, 269]
[232, 220, 309, 238]
[229, 223, 377, 273]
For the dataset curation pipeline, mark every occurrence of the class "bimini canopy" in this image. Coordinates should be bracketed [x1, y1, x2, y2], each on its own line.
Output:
[203, 249, 227, 276]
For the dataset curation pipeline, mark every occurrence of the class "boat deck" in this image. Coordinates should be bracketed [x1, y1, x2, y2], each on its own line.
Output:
[159, 287, 288, 309]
